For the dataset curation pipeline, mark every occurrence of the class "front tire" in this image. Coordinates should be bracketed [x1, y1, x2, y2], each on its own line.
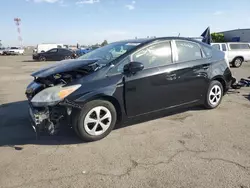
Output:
[204, 80, 223, 109]
[39, 56, 46, 61]
[74, 100, 117, 142]
[232, 57, 243, 68]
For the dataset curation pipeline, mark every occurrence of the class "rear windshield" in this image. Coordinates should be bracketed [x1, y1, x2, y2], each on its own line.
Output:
[229, 43, 250, 50]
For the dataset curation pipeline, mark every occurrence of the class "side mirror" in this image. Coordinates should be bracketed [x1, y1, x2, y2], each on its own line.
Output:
[123, 62, 144, 74]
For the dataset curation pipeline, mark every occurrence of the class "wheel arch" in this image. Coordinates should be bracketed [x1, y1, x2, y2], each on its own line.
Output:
[211, 76, 227, 94]
[98, 96, 122, 124]
[78, 94, 123, 124]
[232, 56, 244, 62]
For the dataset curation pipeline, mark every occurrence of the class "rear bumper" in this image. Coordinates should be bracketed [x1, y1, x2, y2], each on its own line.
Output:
[223, 67, 233, 90]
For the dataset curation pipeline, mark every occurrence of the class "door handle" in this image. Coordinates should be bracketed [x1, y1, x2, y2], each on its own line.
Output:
[166, 74, 176, 80]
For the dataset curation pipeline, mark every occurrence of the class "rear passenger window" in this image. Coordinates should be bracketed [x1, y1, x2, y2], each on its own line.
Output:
[221, 44, 227, 51]
[176, 41, 202, 62]
[230, 43, 250, 50]
[132, 41, 172, 69]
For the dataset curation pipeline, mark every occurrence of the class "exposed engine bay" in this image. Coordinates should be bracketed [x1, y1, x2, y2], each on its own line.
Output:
[26, 61, 100, 138]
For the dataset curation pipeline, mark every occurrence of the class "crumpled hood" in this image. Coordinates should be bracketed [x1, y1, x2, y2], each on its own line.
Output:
[31, 59, 99, 78]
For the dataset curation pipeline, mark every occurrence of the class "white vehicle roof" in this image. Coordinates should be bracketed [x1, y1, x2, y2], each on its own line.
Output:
[211, 42, 250, 44]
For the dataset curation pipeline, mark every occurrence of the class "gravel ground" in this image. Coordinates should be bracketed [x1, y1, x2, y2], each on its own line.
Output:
[0, 56, 250, 188]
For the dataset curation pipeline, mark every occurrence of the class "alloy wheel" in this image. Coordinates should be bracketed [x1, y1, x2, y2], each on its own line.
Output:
[65, 56, 71, 60]
[39, 56, 46, 61]
[84, 106, 112, 136]
[235, 58, 242, 67]
[209, 85, 222, 106]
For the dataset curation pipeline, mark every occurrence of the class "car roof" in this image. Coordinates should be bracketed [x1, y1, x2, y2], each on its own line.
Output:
[116, 37, 209, 46]
[50, 48, 70, 50]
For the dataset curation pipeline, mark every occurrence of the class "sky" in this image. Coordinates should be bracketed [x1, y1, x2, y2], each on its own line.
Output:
[0, 0, 250, 46]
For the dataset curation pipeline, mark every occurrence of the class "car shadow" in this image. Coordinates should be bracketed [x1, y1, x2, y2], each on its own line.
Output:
[0, 100, 205, 147]
[226, 89, 240, 95]
[115, 105, 205, 130]
[0, 101, 81, 147]
[243, 93, 250, 101]
[22, 60, 37, 62]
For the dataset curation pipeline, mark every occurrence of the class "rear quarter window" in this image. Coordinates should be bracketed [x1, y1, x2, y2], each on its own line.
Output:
[202, 45, 212, 57]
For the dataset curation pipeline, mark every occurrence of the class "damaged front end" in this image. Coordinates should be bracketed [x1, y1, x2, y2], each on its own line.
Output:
[28, 103, 73, 138]
[26, 60, 100, 138]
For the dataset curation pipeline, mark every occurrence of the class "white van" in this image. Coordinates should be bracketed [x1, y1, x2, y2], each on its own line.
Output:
[36, 43, 67, 53]
[211, 42, 250, 68]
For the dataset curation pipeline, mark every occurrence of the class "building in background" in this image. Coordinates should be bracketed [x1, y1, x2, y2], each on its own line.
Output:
[218, 29, 250, 42]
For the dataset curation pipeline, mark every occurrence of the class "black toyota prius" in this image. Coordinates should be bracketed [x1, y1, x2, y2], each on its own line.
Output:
[26, 37, 232, 141]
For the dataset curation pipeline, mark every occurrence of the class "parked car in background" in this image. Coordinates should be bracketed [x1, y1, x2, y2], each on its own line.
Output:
[26, 37, 232, 141]
[4, 47, 24, 55]
[32, 48, 77, 61]
[36, 43, 67, 53]
[75, 46, 101, 57]
[75, 48, 92, 56]
[0, 47, 6, 55]
[211, 42, 250, 68]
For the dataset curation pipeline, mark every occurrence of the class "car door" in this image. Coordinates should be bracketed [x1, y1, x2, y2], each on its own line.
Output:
[123, 40, 181, 117]
[45, 48, 58, 61]
[221, 43, 228, 58]
[171, 40, 210, 104]
[57, 49, 68, 61]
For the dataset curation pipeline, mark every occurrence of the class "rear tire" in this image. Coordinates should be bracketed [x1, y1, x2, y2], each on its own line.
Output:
[73, 100, 117, 142]
[204, 80, 223, 109]
[232, 57, 243, 68]
[64, 56, 71, 60]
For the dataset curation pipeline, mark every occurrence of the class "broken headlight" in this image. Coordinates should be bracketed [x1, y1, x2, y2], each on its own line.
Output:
[31, 84, 81, 107]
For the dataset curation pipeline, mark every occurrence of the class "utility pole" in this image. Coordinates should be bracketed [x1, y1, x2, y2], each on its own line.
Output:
[14, 18, 22, 47]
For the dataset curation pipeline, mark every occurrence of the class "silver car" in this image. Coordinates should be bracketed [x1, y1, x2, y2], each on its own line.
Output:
[211, 42, 250, 68]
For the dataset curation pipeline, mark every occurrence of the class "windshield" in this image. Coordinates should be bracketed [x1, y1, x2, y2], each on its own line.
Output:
[78, 41, 141, 64]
